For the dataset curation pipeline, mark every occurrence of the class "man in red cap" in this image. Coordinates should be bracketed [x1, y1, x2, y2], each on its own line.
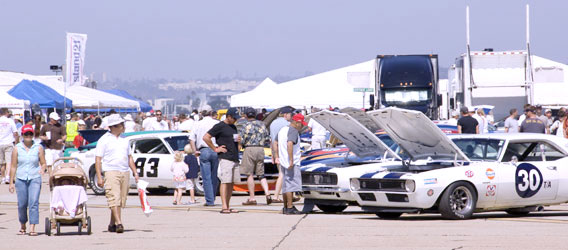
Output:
[274, 113, 306, 215]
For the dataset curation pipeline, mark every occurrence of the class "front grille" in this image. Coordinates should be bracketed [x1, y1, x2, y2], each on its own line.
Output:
[359, 193, 376, 201]
[302, 172, 338, 185]
[359, 178, 406, 192]
[386, 193, 409, 202]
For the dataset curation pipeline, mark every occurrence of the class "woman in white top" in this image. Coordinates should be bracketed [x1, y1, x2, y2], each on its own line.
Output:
[170, 152, 189, 205]
[550, 111, 567, 137]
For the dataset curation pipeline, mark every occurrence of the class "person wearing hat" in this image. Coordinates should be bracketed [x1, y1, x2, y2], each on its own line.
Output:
[447, 110, 460, 126]
[239, 108, 272, 205]
[520, 106, 546, 134]
[65, 113, 80, 148]
[457, 106, 479, 134]
[203, 107, 241, 214]
[95, 114, 139, 233]
[269, 106, 294, 204]
[123, 114, 137, 133]
[73, 120, 89, 148]
[8, 125, 47, 236]
[39, 112, 66, 174]
[274, 113, 307, 215]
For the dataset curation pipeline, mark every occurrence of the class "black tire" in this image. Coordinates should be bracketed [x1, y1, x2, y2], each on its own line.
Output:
[316, 204, 348, 213]
[439, 181, 477, 220]
[45, 217, 51, 236]
[87, 216, 92, 235]
[89, 166, 105, 195]
[56, 222, 61, 236]
[375, 212, 403, 219]
[77, 221, 82, 235]
[505, 209, 531, 216]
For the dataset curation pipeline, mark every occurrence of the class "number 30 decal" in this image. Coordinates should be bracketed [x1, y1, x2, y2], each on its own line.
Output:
[515, 163, 543, 198]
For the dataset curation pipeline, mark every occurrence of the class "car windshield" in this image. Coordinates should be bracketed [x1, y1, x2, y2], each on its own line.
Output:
[452, 138, 505, 161]
[163, 136, 190, 151]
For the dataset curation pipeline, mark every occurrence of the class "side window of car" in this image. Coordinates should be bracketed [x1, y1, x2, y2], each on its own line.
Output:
[134, 139, 169, 154]
[502, 142, 532, 162]
[530, 142, 566, 161]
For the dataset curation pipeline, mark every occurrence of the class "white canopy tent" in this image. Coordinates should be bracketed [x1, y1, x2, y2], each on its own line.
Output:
[0, 91, 29, 109]
[0, 71, 140, 110]
[230, 60, 376, 109]
[230, 77, 278, 108]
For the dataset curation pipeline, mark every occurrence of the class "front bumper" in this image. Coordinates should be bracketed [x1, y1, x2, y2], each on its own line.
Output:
[353, 189, 437, 209]
[302, 185, 355, 202]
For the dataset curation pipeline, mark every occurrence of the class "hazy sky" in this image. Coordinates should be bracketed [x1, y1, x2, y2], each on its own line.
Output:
[1, 0, 566, 80]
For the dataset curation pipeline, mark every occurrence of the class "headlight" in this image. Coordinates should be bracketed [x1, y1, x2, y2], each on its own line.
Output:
[405, 179, 415, 192]
[350, 178, 360, 191]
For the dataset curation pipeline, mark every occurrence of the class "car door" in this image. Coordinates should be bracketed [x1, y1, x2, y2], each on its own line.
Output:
[131, 137, 173, 187]
[496, 141, 559, 207]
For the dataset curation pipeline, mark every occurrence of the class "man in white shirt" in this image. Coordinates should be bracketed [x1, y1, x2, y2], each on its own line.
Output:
[178, 114, 195, 133]
[189, 110, 219, 206]
[148, 110, 169, 131]
[307, 116, 327, 150]
[95, 114, 139, 234]
[142, 112, 155, 131]
[0, 108, 18, 183]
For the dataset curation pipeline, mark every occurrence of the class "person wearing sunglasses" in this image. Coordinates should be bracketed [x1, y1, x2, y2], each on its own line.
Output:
[8, 125, 47, 236]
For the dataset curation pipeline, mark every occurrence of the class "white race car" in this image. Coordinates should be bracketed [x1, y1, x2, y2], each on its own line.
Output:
[70, 131, 203, 195]
[301, 110, 403, 213]
[350, 107, 568, 219]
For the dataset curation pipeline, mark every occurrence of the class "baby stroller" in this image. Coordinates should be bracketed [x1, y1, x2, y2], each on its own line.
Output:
[45, 157, 91, 236]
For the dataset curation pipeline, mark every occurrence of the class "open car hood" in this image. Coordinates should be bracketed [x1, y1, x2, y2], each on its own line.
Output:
[340, 107, 381, 133]
[368, 108, 469, 161]
[309, 110, 400, 159]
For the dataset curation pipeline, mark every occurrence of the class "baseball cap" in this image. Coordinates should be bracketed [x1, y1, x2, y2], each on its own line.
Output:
[245, 108, 256, 118]
[106, 114, 125, 127]
[49, 112, 60, 121]
[21, 125, 34, 135]
[226, 107, 241, 119]
[292, 113, 307, 126]
[545, 109, 552, 113]
[460, 107, 469, 114]
[280, 106, 293, 114]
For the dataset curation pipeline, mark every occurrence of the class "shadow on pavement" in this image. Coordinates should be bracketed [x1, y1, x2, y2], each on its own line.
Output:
[355, 211, 568, 221]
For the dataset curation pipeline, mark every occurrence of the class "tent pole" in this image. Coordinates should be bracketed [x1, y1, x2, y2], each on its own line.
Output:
[63, 81, 67, 125]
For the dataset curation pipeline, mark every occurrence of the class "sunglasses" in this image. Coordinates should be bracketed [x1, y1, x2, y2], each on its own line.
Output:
[23, 132, 34, 137]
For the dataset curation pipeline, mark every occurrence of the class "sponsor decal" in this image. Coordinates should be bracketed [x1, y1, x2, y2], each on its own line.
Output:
[465, 170, 474, 178]
[486, 168, 495, 180]
[543, 181, 552, 189]
[515, 163, 543, 198]
[427, 189, 434, 196]
[486, 185, 496, 197]
[424, 178, 438, 185]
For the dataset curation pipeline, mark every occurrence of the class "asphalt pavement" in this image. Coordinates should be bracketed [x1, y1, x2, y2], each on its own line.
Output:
[1, 175, 568, 250]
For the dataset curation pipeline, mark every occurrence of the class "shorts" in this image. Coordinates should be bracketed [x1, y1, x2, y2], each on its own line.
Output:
[281, 165, 301, 193]
[45, 148, 62, 166]
[186, 178, 197, 190]
[174, 180, 186, 189]
[0, 144, 13, 165]
[104, 171, 130, 208]
[240, 147, 265, 176]
[218, 159, 240, 184]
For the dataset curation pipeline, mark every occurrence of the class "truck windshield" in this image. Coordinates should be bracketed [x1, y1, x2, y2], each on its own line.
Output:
[384, 89, 429, 103]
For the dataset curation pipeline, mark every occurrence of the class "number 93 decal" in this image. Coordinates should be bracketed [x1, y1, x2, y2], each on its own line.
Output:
[515, 163, 543, 198]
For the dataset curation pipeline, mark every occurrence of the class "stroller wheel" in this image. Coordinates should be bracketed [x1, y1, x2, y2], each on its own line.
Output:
[77, 221, 82, 235]
[45, 218, 51, 236]
[56, 222, 61, 236]
[87, 216, 92, 235]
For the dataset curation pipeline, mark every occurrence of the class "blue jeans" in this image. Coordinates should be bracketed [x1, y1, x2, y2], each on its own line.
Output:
[199, 148, 219, 205]
[15, 177, 42, 225]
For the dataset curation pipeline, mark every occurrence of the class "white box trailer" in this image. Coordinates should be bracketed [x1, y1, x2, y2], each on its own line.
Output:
[448, 50, 532, 121]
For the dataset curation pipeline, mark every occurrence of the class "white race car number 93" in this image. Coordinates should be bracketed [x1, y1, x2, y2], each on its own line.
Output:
[515, 163, 543, 198]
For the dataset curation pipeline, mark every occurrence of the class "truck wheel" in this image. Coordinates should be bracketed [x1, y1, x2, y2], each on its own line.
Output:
[316, 204, 347, 213]
[375, 212, 402, 219]
[88, 166, 105, 195]
[439, 181, 477, 220]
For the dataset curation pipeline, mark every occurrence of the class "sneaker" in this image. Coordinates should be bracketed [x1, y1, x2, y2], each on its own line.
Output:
[116, 224, 124, 233]
[285, 206, 304, 215]
[108, 224, 116, 232]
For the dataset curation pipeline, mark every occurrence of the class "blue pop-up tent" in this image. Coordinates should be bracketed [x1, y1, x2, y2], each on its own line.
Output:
[102, 89, 152, 112]
[8, 79, 72, 109]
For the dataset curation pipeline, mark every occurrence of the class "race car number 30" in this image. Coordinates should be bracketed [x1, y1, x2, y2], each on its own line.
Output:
[515, 163, 543, 198]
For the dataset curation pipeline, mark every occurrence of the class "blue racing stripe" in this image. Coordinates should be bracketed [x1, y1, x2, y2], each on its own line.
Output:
[311, 167, 333, 172]
[383, 172, 405, 179]
[360, 171, 381, 178]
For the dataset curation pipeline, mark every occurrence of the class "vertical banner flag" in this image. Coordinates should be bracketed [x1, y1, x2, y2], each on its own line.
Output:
[65, 33, 88, 87]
